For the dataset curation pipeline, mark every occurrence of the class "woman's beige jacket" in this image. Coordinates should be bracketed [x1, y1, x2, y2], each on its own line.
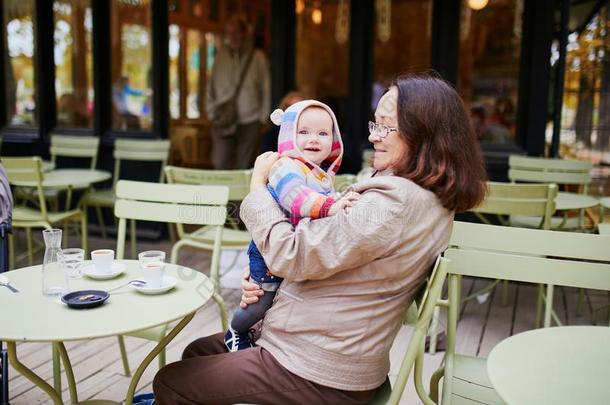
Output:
[240, 173, 454, 391]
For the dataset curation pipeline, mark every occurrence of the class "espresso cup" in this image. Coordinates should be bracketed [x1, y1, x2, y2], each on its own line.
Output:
[140, 261, 165, 288]
[90, 249, 114, 274]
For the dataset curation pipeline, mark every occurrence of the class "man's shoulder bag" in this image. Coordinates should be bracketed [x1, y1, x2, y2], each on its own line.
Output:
[212, 50, 255, 137]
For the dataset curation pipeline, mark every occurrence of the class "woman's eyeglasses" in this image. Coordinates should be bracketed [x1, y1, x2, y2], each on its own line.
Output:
[368, 121, 398, 138]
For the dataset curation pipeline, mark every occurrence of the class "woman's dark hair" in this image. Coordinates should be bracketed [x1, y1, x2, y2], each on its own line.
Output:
[390, 73, 487, 212]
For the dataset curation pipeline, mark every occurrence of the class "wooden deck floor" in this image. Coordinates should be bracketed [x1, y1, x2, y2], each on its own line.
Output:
[4, 233, 609, 404]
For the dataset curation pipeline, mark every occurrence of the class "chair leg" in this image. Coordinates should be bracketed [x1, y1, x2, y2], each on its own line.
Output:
[429, 367, 444, 403]
[501, 280, 509, 305]
[130, 220, 137, 259]
[543, 284, 555, 328]
[427, 307, 440, 354]
[52, 345, 62, 394]
[118, 336, 131, 377]
[168, 223, 177, 244]
[576, 288, 585, 316]
[25, 228, 33, 266]
[80, 213, 88, 256]
[95, 206, 107, 239]
[535, 284, 544, 328]
[213, 292, 229, 330]
[170, 240, 185, 264]
[8, 233, 15, 270]
[158, 348, 166, 370]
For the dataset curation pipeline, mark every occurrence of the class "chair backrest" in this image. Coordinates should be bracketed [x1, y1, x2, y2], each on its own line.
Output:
[334, 174, 357, 193]
[165, 166, 252, 201]
[472, 181, 557, 229]
[440, 221, 610, 404]
[112, 139, 171, 187]
[50, 135, 100, 169]
[385, 256, 449, 405]
[114, 180, 229, 265]
[2, 156, 48, 217]
[508, 155, 593, 190]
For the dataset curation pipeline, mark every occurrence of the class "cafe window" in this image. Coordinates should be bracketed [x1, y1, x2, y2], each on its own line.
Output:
[372, 0, 433, 113]
[559, 5, 610, 163]
[458, 0, 522, 145]
[54, 0, 94, 128]
[186, 29, 202, 119]
[110, 0, 153, 131]
[295, 0, 350, 125]
[3, 0, 36, 127]
[169, 24, 181, 119]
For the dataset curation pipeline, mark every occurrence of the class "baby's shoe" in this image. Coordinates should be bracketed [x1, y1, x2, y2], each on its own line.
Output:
[224, 326, 254, 352]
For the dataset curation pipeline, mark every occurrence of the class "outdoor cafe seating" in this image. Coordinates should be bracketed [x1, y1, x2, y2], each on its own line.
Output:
[0, 150, 609, 405]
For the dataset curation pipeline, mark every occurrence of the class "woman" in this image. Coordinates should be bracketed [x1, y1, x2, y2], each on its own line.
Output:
[153, 74, 487, 404]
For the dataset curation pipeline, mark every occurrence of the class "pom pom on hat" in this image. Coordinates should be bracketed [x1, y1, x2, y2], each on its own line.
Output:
[270, 108, 284, 126]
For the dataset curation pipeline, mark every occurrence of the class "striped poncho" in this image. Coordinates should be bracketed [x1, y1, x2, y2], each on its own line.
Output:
[267, 100, 344, 224]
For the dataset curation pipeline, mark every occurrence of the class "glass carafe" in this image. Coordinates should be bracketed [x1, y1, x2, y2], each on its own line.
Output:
[42, 229, 68, 297]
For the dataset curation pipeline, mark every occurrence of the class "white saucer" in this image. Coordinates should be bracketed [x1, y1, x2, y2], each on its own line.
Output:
[82, 262, 127, 280]
[132, 276, 177, 295]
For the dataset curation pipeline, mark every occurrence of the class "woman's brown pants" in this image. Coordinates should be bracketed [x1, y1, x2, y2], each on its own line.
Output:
[152, 332, 378, 405]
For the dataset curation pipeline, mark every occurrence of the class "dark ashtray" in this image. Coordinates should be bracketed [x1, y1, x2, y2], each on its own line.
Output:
[61, 290, 109, 309]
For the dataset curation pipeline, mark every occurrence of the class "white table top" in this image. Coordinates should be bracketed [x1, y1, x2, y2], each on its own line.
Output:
[600, 197, 610, 209]
[11, 169, 111, 188]
[0, 261, 213, 342]
[555, 192, 599, 210]
[487, 326, 610, 405]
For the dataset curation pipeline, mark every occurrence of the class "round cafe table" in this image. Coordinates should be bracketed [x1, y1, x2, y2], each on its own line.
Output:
[487, 326, 610, 405]
[0, 261, 214, 405]
[9, 168, 111, 189]
[555, 191, 599, 211]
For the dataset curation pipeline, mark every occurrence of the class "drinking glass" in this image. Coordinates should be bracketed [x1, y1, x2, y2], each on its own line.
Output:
[60, 248, 85, 279]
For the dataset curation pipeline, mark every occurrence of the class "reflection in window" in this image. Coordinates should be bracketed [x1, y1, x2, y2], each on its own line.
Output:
[205, 32, 219, 82]
[3, 0, 36, 126]
[186, 29, 202, 119]
[54, 0, 94, 128]
[295, 0, 349, 125]
[458, 0, 521, 145]
[111, 0, 153, 131]
[560, 6, 610, 163]
[372, 0, 432, 113]
[169, 24, 180, 119]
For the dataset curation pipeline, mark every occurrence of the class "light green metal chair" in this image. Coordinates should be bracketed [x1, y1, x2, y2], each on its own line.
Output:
[50, 134, 100, 170]
[2, 156, 87, 268]
[508, 155, 593, 229]
[83, 139, 170, 257]
[164, 166, 252, 281]
[362, 256, 449, 404]
[418, 221, 610, 405]
[16, 135, 100, 211]
[469, 181, 558, 326]
[48, 134, 100, 209]
[113, 179, 229, 376]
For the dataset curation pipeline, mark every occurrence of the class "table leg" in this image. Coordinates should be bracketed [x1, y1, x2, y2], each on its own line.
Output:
[124, 312, 195, 405]
[7, 342, 63, 405]
[53, 342, 79, 404]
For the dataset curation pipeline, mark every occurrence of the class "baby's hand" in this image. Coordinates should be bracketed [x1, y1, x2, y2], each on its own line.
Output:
[328, 191, 361, 216]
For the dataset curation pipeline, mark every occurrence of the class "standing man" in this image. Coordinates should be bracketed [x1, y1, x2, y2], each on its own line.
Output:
[206, 15, 271, 169]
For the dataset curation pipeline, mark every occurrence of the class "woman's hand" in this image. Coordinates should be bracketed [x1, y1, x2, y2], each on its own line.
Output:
[250, 152, 280, 191]
[240, 266, 264, 308]
[328, 191, 361, 216]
